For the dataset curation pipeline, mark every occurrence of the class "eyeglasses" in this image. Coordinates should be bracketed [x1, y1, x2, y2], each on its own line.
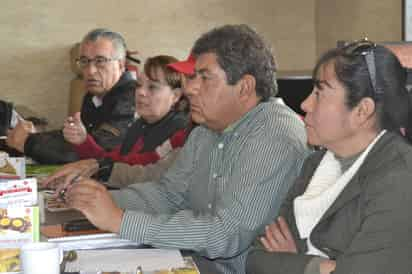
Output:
[76, 56, 118, 69]
[341, 39, 383, 99]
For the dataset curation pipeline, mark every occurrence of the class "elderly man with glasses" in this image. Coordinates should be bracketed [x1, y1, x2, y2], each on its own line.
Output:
[6, 28, 136, 164]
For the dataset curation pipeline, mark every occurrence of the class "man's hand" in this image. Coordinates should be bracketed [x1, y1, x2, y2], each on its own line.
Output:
[63, 112, 87, 145]
[320, 259, 336, 274]
[65, 179, 124, 233]
[41, 159, 98, 192]
[260, 216, 298, 253]
[6, 119, 35, 152]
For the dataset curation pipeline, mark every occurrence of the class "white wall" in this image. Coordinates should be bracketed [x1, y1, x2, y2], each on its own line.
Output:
[0, 0, 316, 127]
[1, 0, 400, 128]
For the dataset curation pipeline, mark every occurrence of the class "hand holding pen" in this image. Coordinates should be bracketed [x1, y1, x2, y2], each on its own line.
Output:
[41, 159, 100, 190]
[62, 112, 87, 145]
[61, 177, 124, 233]
[58, 173, 83, 202]
[40, 158, 109, 203]
[5, 118, 35, 152]
[55, 164, 111, 202]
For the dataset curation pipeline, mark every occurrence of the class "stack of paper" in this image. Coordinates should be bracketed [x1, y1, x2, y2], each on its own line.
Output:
[64, 248, 186, 273]
[48, 233, 140, 251]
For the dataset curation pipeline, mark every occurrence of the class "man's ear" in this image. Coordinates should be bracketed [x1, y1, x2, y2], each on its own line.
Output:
[119, 59, 126, 72]
[238, 74, 256, 101]
[354, 97, 376, 124]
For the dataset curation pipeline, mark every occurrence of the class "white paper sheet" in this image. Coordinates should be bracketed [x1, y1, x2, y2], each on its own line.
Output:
[48, 233, 140, 251]
[64, 248, 185, 273]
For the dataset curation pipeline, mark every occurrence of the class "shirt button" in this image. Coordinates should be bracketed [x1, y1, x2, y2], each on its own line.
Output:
[208, 203, 212, 209]
[218, 143, 224, 149]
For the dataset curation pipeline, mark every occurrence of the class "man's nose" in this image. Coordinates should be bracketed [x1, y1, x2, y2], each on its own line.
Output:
[184, 75, 200, 97]
[82, 62, 98, 76]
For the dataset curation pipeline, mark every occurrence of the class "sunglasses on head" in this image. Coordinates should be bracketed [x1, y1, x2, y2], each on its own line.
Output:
[341, 39, 383, 99]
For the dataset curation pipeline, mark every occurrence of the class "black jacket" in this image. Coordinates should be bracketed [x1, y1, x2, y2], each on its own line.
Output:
[24, 72, 136, 164]
[0, 100, 13, 136]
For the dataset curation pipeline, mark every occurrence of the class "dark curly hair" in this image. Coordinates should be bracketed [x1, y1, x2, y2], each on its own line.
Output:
[191, 24, 277, 101]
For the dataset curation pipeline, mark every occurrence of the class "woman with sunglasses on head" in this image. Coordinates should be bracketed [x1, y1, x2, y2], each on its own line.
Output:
[246, 40, 412, 274]
[43, 55, 192, 188]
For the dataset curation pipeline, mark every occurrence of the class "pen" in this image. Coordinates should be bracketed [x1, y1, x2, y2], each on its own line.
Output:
[58, 173, 82, 201]
[57, 165, 111, 201]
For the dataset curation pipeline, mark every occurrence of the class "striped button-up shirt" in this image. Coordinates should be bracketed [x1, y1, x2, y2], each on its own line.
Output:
[111, 98, 309, 274]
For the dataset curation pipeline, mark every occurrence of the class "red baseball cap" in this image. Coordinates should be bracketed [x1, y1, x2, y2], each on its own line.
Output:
[167, 54, 196, 75]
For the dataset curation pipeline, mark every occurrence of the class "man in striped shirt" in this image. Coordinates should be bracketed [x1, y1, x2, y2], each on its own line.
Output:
[61, 24, 309, 274]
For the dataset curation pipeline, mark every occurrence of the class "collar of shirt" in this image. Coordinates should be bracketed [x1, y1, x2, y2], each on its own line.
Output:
[91, 96, 103, 107]
[221, 98, 275, 135]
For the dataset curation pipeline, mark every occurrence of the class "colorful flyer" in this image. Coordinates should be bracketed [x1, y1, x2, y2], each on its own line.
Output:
[0, 176, 39, 273]
[0, 178, 37, 208]
[0, 248, 19, 273]
[0, 206, 39, 273]
[0, 207, 39, 246]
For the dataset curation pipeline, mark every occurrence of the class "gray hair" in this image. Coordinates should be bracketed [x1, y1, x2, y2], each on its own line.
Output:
[192, 24, 277, 101]
[81, 28, 127, 60]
